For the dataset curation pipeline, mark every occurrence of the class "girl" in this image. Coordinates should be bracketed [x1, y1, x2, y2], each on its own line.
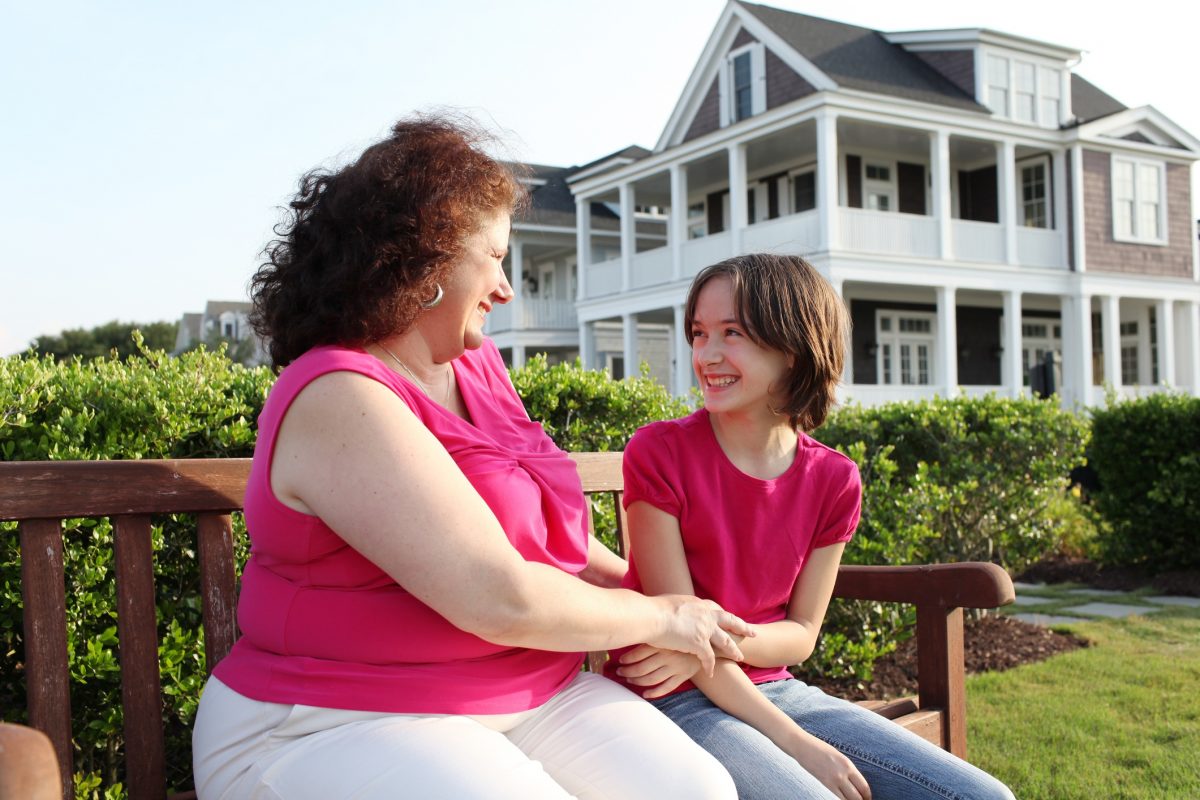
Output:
[606, 254, 1013, 800]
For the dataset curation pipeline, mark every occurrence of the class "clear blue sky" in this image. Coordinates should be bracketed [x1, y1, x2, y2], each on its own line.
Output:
[3, 0, 1196, 356]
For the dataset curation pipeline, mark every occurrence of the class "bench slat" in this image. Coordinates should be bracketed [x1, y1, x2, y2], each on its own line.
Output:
[112, 515, 167, 800]
[18, 519, 74, 800]
[197, 513, 238, 674]
[0, 460, 251, 519]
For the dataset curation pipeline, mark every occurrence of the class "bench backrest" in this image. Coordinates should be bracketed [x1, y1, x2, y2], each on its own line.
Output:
[1, 454, 626, 800]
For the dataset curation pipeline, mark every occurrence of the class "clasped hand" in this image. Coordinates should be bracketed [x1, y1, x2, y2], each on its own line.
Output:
[650, 595, 752, 679]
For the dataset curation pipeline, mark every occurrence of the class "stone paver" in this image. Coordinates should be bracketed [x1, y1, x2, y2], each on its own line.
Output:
[1010, 595, 1049, 606]
[1012, 581, 1045, 592]
[1059, 601, 1160, 618]
[1063, 588, 1127, 597]
[1143, 595, 1200, 608]
[1012, 613, 1088, 626]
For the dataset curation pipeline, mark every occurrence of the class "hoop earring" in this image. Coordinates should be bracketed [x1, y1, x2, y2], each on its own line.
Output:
[421, 284, 444, 309]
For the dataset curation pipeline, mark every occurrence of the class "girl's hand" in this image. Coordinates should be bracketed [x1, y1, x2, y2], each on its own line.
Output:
[785, 734, 872, 800]
[653, 596, 753, 676]
[616, 645, 702, 698]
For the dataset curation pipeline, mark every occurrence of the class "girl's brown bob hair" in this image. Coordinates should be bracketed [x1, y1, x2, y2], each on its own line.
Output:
[684, 253, 849, 431]
[250, 113, 527, 367]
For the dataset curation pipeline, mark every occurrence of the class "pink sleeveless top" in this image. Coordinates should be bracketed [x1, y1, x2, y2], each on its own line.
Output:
[213, 340, 588, 714]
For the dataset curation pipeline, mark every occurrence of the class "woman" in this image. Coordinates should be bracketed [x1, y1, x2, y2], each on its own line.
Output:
[191, 115, 750, 799]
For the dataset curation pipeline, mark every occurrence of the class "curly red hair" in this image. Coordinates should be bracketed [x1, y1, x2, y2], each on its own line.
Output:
[251, 114, 527, 367]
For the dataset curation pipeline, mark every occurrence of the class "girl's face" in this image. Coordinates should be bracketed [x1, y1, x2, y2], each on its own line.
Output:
[690, 275, 791, 420]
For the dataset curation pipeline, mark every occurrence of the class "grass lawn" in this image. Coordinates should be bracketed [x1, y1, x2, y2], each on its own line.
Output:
[966, 605, 1200, 799]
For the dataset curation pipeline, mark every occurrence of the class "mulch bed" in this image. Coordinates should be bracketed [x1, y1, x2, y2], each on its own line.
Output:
[809, 615, 1090, 701]
[809, 556, 1200, 701]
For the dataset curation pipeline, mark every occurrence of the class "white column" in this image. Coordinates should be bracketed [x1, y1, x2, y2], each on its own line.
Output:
[816, 111, 839, 253]
[673, 303, 692, 397]
[1187, 302, 1200, 396]
[578, 321, 595, 371]
[619, 183, 635, 292]
[511, 344, 527, 370]
[622, 313, 639, 379]
[727, 143, 747, 254]
[669, 164, 687, 281]
[831, 278, 852, 387]
[997, 140, 1018, 265]
[936, 286, 958, 395]
[931, 130, 952, 260]
[575, 198, 591, 301]
[1052, 150, 1069, 268]
[509, 239, 525, 333]
[1003, 290, 1023, 397]
[1103, 294, 1121, 390]
[1070, 145, 1087, 272]
[1157, 299, 1176, 386]
[1068, 294, 1094, 405]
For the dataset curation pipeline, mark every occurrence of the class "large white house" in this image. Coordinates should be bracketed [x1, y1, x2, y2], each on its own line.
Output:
[486, 1, 1200, 406]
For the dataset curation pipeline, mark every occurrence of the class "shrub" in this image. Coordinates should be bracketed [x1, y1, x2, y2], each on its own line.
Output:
[1, 339, 273, 797]
[814, 394, 1089, 573]
[1088, 391, 1200, 571]
[510, 355, 692, 453]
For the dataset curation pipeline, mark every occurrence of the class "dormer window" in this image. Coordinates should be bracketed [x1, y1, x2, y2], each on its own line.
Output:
[720, 41, 765, 126]
[985, 53, 1063, 128]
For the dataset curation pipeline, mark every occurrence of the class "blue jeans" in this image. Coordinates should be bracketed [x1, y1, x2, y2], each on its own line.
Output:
[651, 679, 1014, 800]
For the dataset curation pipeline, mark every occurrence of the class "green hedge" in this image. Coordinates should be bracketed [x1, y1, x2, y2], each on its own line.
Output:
[2, 345, 1098, 796]
[1089, 392, 1200, 571]
[1, 340, 272, 798]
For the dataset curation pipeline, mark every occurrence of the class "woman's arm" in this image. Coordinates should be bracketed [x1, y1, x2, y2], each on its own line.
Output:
[269, 371, 748, 672]
[577, 534, 628, 589]
[621, 500, 869, 799]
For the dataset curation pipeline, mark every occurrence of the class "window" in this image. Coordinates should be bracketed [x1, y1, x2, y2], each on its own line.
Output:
[986, 55, 1009, 117]
[790, 169, 815, 213]
[1112, 158, 1166, 244]
[877, 312, 935, 385]
[1039, 67, 1061, 126]
[1020, 158, 1048, 228]
[864, 162, 895, 212]
[986, 54, 1062, 127]
[687, 202, 706, 239]
[732, 51, 753, 122]
[722, 43, 764, 125]
[1014, 62, 1036, 123]
[1021, 319, 1062, 385]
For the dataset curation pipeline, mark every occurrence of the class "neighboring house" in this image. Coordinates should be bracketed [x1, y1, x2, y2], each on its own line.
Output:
[498, 0, 1200, 405]
[173, 300, 268, 364]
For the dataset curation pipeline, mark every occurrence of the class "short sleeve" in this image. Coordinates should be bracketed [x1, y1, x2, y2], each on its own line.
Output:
[621, 424, 683, 518]
[814, 457, 862, 548]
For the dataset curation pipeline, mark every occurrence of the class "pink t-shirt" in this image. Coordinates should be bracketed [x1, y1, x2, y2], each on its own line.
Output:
[605, 409, 861, 695]
[213, 340, 589, 714]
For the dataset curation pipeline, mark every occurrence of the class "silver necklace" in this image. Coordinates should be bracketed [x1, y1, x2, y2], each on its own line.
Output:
[378, 344, 451, 406]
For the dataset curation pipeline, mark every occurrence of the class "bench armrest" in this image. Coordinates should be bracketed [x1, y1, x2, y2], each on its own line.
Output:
[833, 562, 1015, 609]
[828, 561, 1014, 759]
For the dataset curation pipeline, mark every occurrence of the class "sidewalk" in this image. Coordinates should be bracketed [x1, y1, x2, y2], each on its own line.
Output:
[1007, 582, 1200, 626]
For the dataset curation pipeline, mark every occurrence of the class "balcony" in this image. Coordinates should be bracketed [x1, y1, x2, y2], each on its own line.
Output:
[485, 298, 578, 334]
[841, 208, 938, 259]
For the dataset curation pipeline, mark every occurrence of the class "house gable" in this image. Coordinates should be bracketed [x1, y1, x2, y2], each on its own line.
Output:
[656, 2, 835, 151]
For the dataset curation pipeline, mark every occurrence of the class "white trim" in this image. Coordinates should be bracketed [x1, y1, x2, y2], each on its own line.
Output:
[1074, 106, 1200, 155]
[568, 156, 640, 184]
[883, 28, 1080, 63]
[1070, 144, 1086, 272]
[1110, 155, 1168, 246]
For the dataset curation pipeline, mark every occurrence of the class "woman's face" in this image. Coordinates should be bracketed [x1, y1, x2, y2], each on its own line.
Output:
[428, 210, 514, 359]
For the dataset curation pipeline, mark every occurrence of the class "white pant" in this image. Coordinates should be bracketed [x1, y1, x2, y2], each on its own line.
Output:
[193, 672, 735, 799]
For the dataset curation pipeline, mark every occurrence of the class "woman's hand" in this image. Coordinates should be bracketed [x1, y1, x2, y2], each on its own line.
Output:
[783, 732, 872, 800]
[616, 645, 702, 698]
[652, 596, 753, 676]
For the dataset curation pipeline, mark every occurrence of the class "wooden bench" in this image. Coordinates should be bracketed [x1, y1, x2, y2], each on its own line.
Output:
[0, 455, 1014, 800]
